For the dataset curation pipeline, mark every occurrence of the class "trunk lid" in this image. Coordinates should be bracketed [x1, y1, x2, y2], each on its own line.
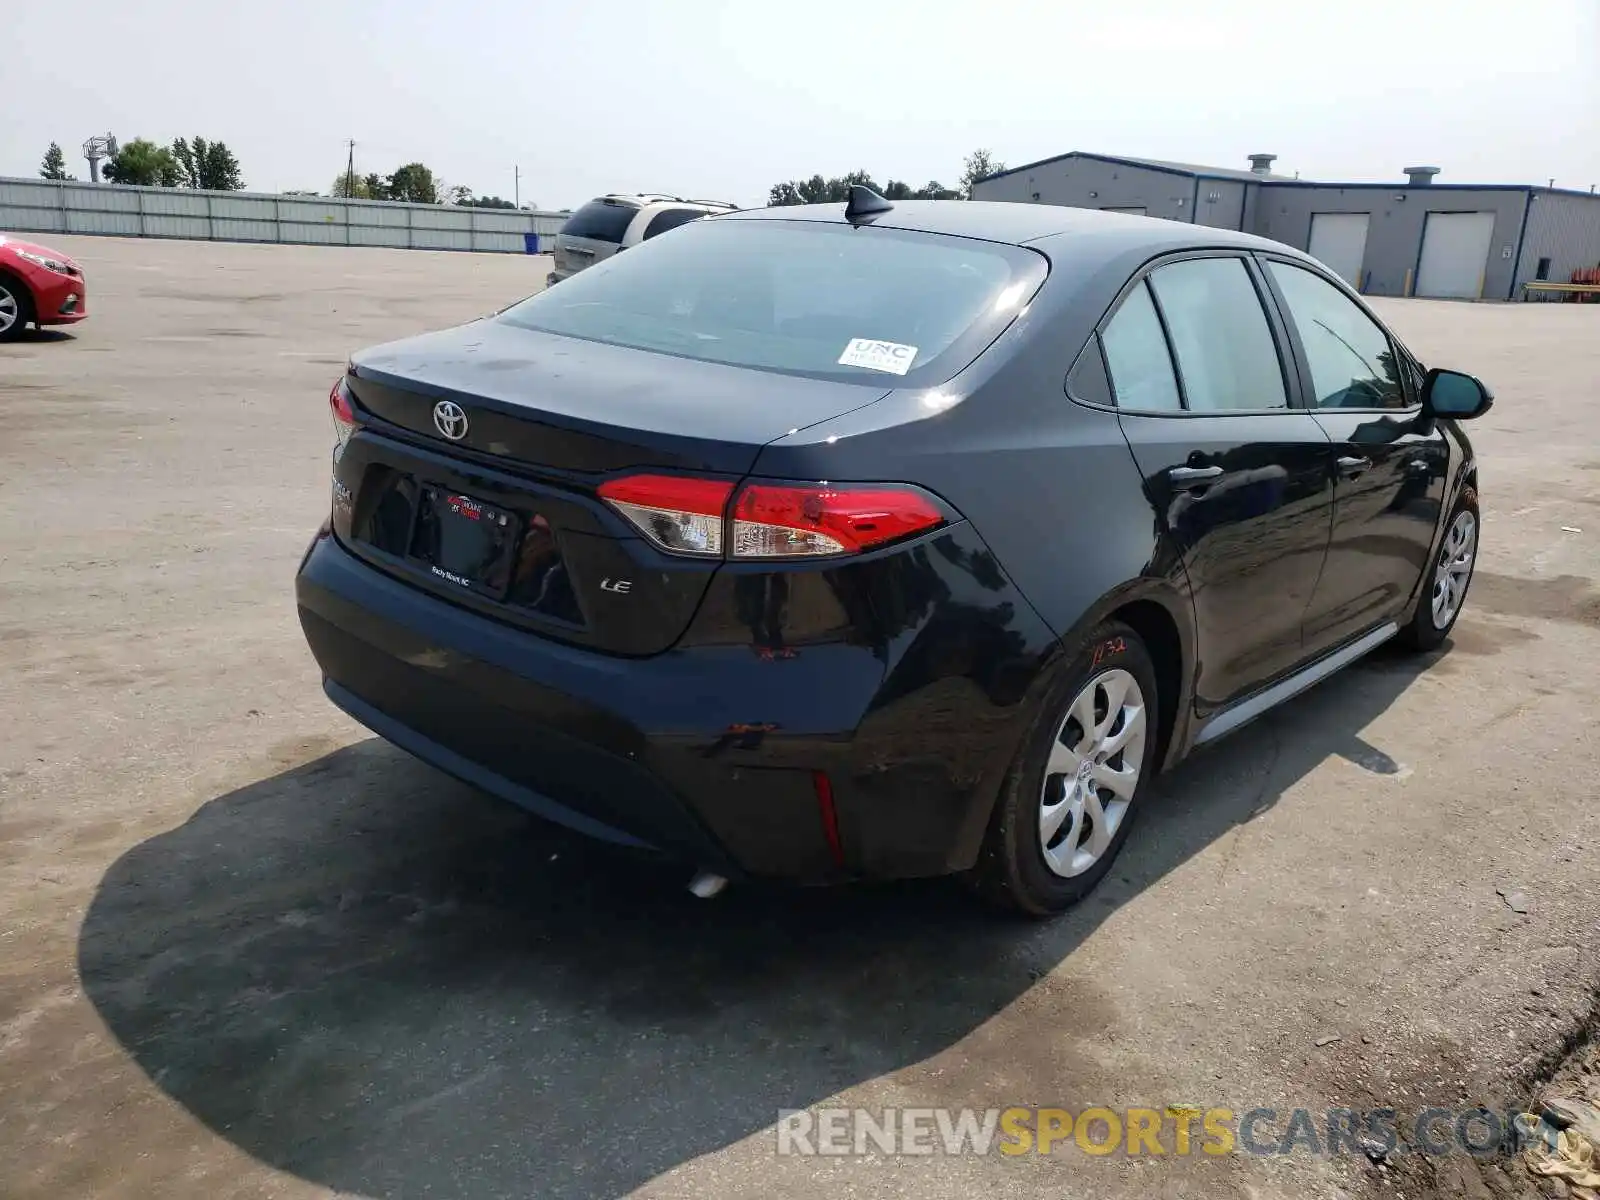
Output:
[551, 234, 612, 280]
[349, 318, 883, 473]
[336, 320, 887, 655]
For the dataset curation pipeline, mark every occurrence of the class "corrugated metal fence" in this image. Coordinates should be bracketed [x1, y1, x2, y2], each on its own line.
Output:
[0, 177, 567, 254]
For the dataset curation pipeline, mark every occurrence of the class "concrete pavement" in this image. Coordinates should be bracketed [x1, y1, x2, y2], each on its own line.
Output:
[1, 236, 1597, 1200]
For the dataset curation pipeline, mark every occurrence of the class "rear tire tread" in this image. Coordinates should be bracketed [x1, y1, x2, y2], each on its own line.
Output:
[969, 620, 1161, 917]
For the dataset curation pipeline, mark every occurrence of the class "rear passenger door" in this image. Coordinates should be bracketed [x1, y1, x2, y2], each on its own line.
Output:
[1098, 253, 1335, 711]
[1258, 257, 1450, 651]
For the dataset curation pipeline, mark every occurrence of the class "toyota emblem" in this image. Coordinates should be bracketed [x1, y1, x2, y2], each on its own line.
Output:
[432, 400, 469, 441]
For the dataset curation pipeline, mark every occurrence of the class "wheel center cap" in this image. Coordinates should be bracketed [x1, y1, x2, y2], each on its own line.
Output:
[1077, 758, 1097, 783]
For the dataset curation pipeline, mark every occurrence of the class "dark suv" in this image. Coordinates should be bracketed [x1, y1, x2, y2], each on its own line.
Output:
[297, 192, 1489, 914]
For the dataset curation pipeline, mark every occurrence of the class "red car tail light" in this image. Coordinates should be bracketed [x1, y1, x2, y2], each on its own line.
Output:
[599, 473, 946, 561]
[329, 377, 359, 455]
[730, 482, 944, 558]
[597, 473, 734, 557]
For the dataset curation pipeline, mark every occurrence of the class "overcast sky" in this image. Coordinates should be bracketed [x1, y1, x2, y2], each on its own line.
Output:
[8, 0, 1598, 208]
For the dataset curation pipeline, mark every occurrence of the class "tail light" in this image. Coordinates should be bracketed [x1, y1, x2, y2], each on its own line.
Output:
[329, 377, 358, 457]
[597, 474, 732, 557]
[598, 474, 946, 560]
[731, 483, 944, 558]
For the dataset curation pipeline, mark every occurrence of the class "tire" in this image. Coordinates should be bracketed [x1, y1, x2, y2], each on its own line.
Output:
[1398, 487, 1479, 652]
[0, 275, 33, 343]
[970, 621, 1161, 916]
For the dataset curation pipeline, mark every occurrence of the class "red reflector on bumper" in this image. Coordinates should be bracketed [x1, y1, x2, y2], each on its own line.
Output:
[812, 770, 843, 868]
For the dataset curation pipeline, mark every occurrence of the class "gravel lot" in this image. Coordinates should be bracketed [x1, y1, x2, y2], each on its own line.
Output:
[1, 236, 1597, 1200]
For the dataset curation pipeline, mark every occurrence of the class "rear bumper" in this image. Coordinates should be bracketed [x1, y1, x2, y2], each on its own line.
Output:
[321, 676, 663, 850]
[296, 525, 1055, 882]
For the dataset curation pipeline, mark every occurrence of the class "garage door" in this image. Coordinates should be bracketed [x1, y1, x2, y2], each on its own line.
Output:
[1416, 212, 1495, 299]
[1308, 213, 1370, 286]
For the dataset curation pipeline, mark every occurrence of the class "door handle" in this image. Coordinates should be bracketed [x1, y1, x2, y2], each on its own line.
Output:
[1336, 456, 1371, 478]
[1168, 465, 1223, 487]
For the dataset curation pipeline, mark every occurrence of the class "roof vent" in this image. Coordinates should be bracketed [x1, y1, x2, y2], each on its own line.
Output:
[1248, 154, 1277, 176]
[1404, 166, 1441, 187]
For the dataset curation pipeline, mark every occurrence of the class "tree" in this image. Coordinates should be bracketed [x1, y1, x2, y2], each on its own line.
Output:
[102, 139, 182, 187]
[768, 180, 804, 206]
[764, 163, 972, 208]
[208, 142, 245, 190]
[171, 137, 245, 190]
[446, 185, 473, 205]
[386, 162, 438, 204]
[959, 148, 1004, 198]
[768, 171, 883, 206]
[330, 173, 388, 200]
[40, 143, 73, 181]
[797, 174, 834, 203]
[460, 195, 517, 209]
[172, 137, 199, 187]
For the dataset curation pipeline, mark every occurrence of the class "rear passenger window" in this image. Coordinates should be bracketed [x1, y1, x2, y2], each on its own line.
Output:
[1066, 339, 1113, 407]
[1266, 261, 1407, 409]
[641, 208, 706, 241]
[1148, 258, 1288, 411]
[1100, 281, 1181, 412]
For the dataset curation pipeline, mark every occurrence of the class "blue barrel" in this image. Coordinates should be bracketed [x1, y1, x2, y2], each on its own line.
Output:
[524, 232, 542, 254]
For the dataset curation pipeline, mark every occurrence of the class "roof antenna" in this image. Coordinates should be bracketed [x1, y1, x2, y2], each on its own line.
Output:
[844, 184, 894, 223]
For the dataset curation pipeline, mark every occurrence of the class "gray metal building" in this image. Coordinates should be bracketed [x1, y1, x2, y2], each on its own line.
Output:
[970, 151, 1600, 300]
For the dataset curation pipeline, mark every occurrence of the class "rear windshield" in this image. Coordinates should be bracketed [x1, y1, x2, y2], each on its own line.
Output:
[559, 199, 637, 243]
[498, 218, 1047, 385]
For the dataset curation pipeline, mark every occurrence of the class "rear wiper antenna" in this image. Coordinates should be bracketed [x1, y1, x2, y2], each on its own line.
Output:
[844, 184, 894, 224]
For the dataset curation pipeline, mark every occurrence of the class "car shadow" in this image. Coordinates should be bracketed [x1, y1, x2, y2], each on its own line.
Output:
[17, 328, 78, 343]
[79, 644, 1443, 1198]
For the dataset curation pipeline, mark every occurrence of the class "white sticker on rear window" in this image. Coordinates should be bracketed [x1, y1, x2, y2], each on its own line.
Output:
[837, 338, 919, 375]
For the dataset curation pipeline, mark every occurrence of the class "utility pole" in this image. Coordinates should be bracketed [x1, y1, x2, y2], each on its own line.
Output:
[514, 165, 520, 209]
[346, 140, 356, 197]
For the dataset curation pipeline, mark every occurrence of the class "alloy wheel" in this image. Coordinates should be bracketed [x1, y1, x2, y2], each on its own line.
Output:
[0, 286, 18, 335]
[1039, 668, 1147, 878]
[1430, 509, 1477, 629]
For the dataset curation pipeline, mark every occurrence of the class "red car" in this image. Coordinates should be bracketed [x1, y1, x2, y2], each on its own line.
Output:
[0, 235, 88, 341]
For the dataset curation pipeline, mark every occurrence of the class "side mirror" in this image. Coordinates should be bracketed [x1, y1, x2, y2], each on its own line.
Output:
[1421, 368, 1494, 420]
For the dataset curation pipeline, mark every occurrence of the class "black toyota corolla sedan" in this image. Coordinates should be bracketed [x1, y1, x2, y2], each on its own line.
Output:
[296, 188, 1490, 914]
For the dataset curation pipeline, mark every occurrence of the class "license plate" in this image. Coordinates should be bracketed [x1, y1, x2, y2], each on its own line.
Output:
[559, 245, 594, 269]
[410, 486, 521, 598]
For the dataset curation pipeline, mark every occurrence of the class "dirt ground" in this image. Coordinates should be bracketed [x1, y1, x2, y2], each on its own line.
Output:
[2, 236, 1598, 1200]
